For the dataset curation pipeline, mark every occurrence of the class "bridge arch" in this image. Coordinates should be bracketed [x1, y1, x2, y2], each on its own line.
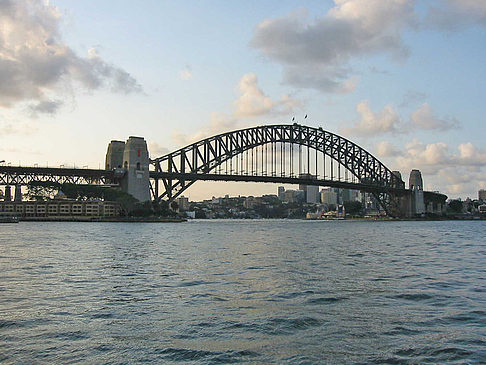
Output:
[150, 124, 405, 211]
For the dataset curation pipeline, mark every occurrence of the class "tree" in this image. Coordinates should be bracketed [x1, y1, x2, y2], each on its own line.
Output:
[170, 201, 179, 211]
[448, 199, 463, 213]
[344, 201, 363, 216]
[26, 181, 61, 200]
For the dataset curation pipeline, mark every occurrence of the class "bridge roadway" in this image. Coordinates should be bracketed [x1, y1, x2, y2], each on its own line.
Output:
[149, 171, 410, 195]
[1, 164, 447, 198]
[1, 165, 405, 194]
[0, 165, 115, 186]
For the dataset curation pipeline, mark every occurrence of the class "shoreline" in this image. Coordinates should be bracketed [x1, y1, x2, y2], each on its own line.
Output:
[18, 217, 186, 223]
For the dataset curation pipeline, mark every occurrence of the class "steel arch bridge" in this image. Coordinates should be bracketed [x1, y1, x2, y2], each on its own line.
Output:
[150, 124, 407, 215]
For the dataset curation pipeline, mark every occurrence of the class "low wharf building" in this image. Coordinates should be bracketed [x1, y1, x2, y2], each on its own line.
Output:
[0, 200, 121, 218]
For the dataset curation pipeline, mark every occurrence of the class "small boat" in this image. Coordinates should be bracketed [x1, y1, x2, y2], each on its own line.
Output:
[0, 213, 19, 223]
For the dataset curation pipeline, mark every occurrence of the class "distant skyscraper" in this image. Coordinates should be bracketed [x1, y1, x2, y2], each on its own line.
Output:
[341, 189, 352, 203]
[283, 190, 304, 203]
[320, 188, 337, 206]
[278, 186, 285, 200]
[479, 189, 486, 201]
[177, 196, 190, 211]
[299, 173, 319, 203]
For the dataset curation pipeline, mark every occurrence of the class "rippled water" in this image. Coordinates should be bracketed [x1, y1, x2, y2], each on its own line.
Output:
[1, 220, 485, 364]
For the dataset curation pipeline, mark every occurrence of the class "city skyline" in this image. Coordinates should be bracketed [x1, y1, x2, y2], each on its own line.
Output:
[1, 0, 485, 200]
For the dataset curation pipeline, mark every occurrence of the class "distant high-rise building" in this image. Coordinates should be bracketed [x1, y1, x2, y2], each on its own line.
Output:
[299, 173, 319, 203]
[177, 196, 190, 211]
[283, 190, 304, 203]
[320, 188, 337, 206]
[341, 189, 352, 203]
[278, 186, 285, 200]
[479, 189, 486, 201]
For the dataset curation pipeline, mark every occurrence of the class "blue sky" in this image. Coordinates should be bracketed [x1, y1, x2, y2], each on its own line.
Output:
[1, 0, 485, 200]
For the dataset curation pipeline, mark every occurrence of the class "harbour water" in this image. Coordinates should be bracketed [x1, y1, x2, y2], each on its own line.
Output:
[1, 220, 485, 364]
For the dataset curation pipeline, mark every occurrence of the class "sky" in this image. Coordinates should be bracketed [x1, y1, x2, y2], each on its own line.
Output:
[1, 0, 485, 200]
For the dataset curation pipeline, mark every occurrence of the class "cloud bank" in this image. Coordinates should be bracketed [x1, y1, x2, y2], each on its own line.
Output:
[0, 0, 141, 115]
[173, 73, 302, 145]
[341, 101, 460, 136]
[251, 0, 415, 92]
[375, 138, 486, 196]
[251, 0, 486, 93]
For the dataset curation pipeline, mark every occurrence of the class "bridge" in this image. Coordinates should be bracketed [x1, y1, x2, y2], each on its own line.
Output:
[0, 124, 447, 217]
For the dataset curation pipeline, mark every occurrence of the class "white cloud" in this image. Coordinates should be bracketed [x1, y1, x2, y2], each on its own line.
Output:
[379, 138, 486, 196]
[148, 141, 170, 158]
[234, 73, 303, 117]
[410, 103, 459, 131]
[340, 101, 401, 136]
[173, 73, 303, 146]
[376, 141, 400, 157]
[0, 0, 141, 113]
[340, 101, 461, 137]
[251, 0, 415, 92]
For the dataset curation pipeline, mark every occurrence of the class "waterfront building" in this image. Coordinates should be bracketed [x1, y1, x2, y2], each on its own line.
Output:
[278, 186, 285, 201]
[479, 189, 486, 202]
[0, 200, 121, 218]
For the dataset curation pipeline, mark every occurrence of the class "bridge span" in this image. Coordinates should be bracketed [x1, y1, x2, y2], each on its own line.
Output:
[0, 124, 447, 217]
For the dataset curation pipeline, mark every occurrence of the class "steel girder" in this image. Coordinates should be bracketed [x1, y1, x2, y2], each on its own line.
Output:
[0, 166, 114, 186]
[150, 124, 406, 210]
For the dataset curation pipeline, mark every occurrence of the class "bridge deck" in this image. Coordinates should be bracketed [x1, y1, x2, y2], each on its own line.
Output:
[0, 165, 447, 201]
[149, 171, 410, 195]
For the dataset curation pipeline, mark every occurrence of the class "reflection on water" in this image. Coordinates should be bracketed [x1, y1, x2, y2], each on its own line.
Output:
[1, 220, 485, 363]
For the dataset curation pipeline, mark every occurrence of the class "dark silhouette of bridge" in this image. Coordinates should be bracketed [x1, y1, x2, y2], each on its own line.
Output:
[0, 124, 447, 217]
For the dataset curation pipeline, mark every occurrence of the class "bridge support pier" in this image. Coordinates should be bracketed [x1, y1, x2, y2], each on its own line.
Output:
[118, 137, 151, 202]
[14, 184, 22, 202]
[4, 185, 11, 202]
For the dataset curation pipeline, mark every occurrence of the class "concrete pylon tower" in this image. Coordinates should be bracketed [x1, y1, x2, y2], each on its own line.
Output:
[409, 169, 423, 190]
[409, 169, 425, 215]
[120, 136, 151, 202]
[105, 140, 126, 170]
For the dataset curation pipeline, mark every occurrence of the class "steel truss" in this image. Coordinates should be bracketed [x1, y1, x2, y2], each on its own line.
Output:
[0, 166, 114, 186]
[150, 124, 407, 215]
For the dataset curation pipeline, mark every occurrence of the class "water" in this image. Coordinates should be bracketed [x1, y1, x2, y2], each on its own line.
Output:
[1, 220, 485, 364]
